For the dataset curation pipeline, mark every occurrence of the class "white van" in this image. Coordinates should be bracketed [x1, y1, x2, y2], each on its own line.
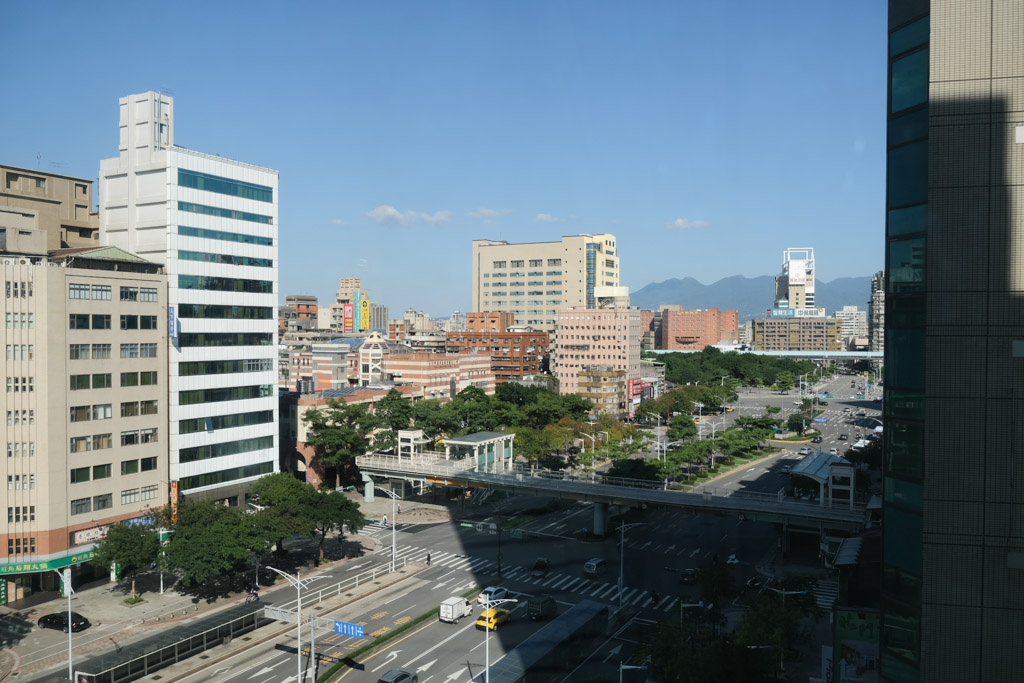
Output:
[584, 558, 607, 578]
[439, 597, 473, 624]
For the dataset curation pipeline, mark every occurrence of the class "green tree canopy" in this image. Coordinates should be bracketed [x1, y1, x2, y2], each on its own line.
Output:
[301, 487, 364, 564]
[163, 498, 260, 588]
[91, 522, 160, 598]
[372, 389, 415, 453]
[302, 400, 376, 487]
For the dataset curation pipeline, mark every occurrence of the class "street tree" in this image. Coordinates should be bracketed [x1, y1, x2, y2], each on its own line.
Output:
[372, 389, 414, 453]
[411, 399, 460, 438]
[302, 400, 376, 488]
[775, 371, 795, 393]
[248, 472, 313, 556]
[301, 487, 364, 564]
[163, 498, 259, 588]
[91, 522, 160, 599]
[786, 413, 806, 435]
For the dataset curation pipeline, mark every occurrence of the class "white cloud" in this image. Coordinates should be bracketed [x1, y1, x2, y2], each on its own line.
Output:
[666, 218, 710, 230]
[331, 218, 345, 226]
[467, 207, 512, 222]
[535, 213, 567, 223]
[366, 205, 450, 226]
[421, 210, 451, 224]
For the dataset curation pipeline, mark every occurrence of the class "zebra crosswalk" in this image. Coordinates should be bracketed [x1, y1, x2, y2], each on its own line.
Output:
[374, 545, 687, 613]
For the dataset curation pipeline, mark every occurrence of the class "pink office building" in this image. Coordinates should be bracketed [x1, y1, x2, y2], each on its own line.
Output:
[552, 307, 641, 396]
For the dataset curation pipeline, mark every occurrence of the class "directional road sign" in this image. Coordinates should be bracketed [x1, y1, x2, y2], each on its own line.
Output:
[334, 620, 365, 638]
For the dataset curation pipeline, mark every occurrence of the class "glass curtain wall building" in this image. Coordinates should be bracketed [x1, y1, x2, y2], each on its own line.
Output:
[883, 1, 1024, 680]
[99, 92, 279, 503]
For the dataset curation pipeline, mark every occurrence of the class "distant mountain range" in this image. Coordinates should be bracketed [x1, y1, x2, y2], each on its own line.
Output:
[630, 275, 874, 323]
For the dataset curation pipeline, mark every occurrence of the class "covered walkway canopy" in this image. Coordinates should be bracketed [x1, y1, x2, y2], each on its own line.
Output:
[790, 451, 855, 509]
[443, 431, 515, 473]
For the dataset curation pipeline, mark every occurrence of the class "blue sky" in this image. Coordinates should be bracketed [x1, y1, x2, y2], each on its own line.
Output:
[1, 1, 886, 317]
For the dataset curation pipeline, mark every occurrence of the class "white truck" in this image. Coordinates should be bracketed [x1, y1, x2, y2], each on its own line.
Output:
[439, 597, 474, 624]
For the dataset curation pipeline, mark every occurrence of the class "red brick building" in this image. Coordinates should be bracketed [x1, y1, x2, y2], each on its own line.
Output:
[660, 308, 739, 350]
[446, 313, 549, 382]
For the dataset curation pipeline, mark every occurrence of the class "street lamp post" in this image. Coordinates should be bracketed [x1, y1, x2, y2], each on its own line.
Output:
[247, 502, 268, 588]
[483, 597, 518, 683]
[267, 567, 327, 683]
[51, 568, 73, 682]
[619, 662, 648, 683]
[617, 522, 643, 610]
[764, 586, 808, 672]
[371, 484, 401, 572]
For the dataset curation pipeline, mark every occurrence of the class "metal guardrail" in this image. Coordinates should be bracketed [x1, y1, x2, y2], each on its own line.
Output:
[356, 454, 865, 525]
[271, 557, 409, 613]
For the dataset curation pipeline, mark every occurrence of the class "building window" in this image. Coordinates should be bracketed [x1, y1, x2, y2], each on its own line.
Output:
[121, 459, 139, 475]
[69, 314, 90, 330]
[93, 464, 111, 480]
[529, 259, 543, 267]
[92, 343, 111, 359]
[139, 287, 158, 302]
[120, 343, 139, 359]
[547, 259, 561, 266]
[92, 404, 112, 420]
[140, 485, 158, 501]
[120, 287, 139, 302]
[92, 373, 112, 389]
[121, 488, 140, 505]
[177, 169, 273, 203]
[178, 250, 273, 268]
[93, 494, 112, 511]
[121, 372, 139, 387]
[141, 456, 158, 471]
[140, 371, 157, 385]
[70, 374, 91, 391]
[140, 315, 158, 330]
[121, 401, 139, 417]
[492, 261, 506, 269]
[120, 315, 138, 330]
[92, 284, 111, 300]
[177, 274, 273, 294]
[69, 283, 91, 299]
[121, 430, 140, 447]
[139, 343, 158, 358]
[140, 428, 158, 444]
[178, 225, 273, 247]
[71, 468, 91, 484]
[70, 405, 91, 422]
[70, 498, 91, 515]
[177, 201, 273, 225]
[179, 384, 273, 406]
[92, 314, 110, 329]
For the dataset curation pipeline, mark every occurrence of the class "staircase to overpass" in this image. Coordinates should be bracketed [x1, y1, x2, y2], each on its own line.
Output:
[355, 453, 867, 534]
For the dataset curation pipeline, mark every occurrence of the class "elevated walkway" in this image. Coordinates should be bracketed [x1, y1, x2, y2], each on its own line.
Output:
[355, 453, 866, 533]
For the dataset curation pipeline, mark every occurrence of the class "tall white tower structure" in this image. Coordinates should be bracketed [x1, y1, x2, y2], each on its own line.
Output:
[99, 92, 279, 502]
[774, 247, 816, 310]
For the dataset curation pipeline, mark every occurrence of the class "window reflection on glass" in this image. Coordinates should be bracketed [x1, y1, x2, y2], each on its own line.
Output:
[891, 49, 928, 113]
[888, 238, 925, 293]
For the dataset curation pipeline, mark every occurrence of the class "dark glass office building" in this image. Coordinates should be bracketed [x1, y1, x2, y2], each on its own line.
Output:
[883, 1, 1024, 680]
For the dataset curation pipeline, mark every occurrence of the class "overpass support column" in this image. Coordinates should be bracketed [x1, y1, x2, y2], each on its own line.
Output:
[779, 522, 790, 554]
[362, 472, 376, 502]
[593, 502, 608, 536]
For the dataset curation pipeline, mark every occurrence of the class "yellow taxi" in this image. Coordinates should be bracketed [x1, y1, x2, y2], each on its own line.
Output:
[476, 607, 511, 631]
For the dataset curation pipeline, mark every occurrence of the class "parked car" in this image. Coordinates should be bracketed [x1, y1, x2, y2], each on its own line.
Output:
[530, 558, 550, 578]
[476, 607, 511, 631]
[378, 670, 419, 683]
[38, 611, 90, 633]
[829, 448, 839, 455]
[798, 447, 811, 455]
[478, 586, 509, 605]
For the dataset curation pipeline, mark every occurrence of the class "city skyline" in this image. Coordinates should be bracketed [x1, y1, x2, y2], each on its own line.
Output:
[0, 2, 886, 315]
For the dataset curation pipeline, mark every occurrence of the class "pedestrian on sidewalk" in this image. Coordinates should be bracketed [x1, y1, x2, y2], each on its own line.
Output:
[426, 552, 431, 566]
[398, 504, 402, 514]
[383, 514, 388, 526]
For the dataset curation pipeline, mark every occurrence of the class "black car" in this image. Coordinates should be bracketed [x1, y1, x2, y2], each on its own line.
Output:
[812, 436, 823, 443]
[38, 611, 90, 633]
[680, 568, 697, 584]
[838, 434, 848, 441]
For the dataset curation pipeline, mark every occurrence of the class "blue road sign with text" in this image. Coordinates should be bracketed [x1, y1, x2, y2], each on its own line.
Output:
[334, 621, 365, 638]
[813, 418, 828, 423]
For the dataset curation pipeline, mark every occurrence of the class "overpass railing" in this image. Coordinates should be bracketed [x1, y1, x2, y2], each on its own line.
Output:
[355, 454, 865, 525]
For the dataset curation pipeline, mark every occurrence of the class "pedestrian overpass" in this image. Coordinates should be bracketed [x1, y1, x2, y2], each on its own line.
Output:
[355, 453, 867, 535]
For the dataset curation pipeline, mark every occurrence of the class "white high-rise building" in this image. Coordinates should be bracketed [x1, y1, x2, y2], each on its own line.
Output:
[834, 305, 868, 339]
[773, 247, 816, 310]
[99, 92, 279, 502]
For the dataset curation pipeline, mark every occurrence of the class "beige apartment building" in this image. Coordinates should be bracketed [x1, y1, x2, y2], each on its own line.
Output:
[578, 366, 627, 418]
[471, 234, 619, 333]
[552, 306, 641, 396]
[1, 164, 99, 250]
[1, 228, 166, 603]
[752, 317, 842, 352]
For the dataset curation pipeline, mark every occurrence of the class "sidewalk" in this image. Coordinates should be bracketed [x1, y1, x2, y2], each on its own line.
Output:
[0, 495, 453, 681]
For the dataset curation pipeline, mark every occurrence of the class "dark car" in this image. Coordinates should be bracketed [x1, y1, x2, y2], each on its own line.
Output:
[378, 670, 419, 683]
[680, 568, 697, 584]
[839, 434, 848, 441]
[530, 557, 550, 578]
[811, 436, 823, 443]
[38, 611, 90, 633]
